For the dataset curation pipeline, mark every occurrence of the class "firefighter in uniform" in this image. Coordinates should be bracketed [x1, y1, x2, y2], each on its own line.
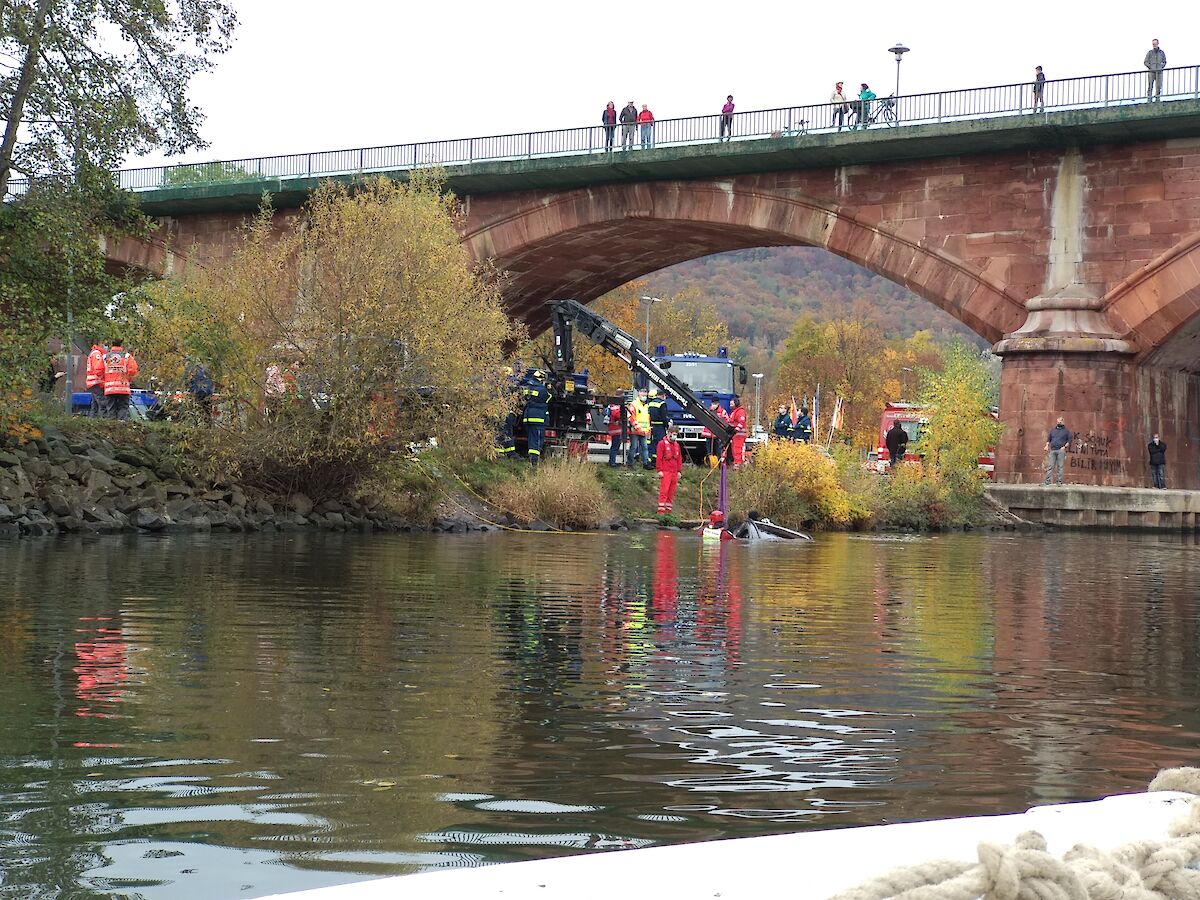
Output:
[792, 407, 813, 443]
[85, 342, 107, 417]
[495, 367, 518, 459]
[521, 370, 550, 467]
[102, 339, 139, 420]
[647, 387, 668, 466]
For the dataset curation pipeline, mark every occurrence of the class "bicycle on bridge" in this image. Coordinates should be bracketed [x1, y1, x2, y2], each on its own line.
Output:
[849, 95, 898, 129]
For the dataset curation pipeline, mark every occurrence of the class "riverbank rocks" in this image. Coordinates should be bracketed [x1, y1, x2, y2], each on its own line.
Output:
[0, 430, 437, 539]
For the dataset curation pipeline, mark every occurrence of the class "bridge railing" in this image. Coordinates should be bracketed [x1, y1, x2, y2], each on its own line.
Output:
[7, 64, 1200, 197]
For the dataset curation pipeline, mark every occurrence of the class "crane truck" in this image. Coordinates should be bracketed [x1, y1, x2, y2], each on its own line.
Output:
[547, 298, 738, 515]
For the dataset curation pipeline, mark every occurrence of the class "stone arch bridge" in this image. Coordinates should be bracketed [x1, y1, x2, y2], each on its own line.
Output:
[106, 101, 1200, 488]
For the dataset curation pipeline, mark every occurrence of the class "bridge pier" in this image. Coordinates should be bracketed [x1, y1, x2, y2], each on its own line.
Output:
[994, 294, 1200, 489]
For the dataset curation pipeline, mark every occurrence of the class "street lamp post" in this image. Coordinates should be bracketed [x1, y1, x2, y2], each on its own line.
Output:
[751, 373, 764, 432]
[888, 42, 910, 108]
[640, 295, 661, 347]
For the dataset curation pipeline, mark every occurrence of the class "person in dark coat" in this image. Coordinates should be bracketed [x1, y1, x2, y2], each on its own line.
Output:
[1148, 433, 1167, 488]
[773, 405, 791, 439]
[792, 407, 812, 443]
[884, 421, 909, 469]
[520, 370, 551, 467]
[601, 102, 617, 151]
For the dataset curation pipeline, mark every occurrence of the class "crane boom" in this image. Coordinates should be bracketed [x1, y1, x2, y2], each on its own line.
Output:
[547, 298, 736, 454]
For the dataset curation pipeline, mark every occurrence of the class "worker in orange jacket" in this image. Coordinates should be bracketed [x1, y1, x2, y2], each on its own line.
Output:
[102, 338, 139, 420]
[729, 396, 748, 465]
[85, 342, 107, 417]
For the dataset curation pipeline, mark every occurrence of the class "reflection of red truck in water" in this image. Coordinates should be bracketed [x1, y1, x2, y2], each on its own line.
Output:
[871, 402, 997, 478]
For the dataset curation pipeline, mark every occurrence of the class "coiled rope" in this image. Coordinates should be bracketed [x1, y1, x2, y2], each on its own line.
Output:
[830, 768, 1200, 900]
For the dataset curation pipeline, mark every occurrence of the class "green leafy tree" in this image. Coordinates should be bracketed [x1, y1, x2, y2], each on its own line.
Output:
[0, 0, 238, 196]
[916, 343, 1003, 487]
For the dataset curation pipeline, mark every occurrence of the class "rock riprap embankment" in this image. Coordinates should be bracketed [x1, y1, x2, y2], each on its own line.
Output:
[0, 428, 406, 538]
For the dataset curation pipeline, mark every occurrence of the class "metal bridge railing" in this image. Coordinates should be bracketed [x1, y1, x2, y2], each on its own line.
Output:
[6, 64, 1200, 198]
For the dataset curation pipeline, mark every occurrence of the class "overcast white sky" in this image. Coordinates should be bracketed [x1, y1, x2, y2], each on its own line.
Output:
[138, 0, 1197, 169]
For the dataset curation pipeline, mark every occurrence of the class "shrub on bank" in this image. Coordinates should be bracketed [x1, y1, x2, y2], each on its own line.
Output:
[875, 461, 984, 529]
[487, 459, 614, 529]
[734, 441, 853, 528]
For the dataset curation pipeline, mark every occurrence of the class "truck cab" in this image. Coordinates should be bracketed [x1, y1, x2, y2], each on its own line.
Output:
[645, 347, 746, 460]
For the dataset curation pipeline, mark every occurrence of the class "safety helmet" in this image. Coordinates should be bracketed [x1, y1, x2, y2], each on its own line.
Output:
[648, 387, 657, 397]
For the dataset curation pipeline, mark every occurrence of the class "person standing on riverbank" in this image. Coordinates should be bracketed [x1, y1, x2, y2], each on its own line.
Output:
[647, 388, 667, 465]
[774, 405, 791, 439]
[86, 342, 107, 417]
[1043, 417, 1073, 485]
[627, 390, 650, 467]
[656, 425, 683, 515]
[102, 339, 138, 421]
[1145, 39, 1166, 101]
[521, 371, 550, 467]
[729, 396, 748, 465]
[605, 400, 625, 467]
[1148, 434, 1167, 488]
[885, 420, 908, 469]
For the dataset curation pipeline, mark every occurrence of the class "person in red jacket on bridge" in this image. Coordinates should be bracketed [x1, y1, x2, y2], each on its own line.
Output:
[729, 396, 748, 465]
[102, 339, 139, 421]
[656, 425, 683, 515]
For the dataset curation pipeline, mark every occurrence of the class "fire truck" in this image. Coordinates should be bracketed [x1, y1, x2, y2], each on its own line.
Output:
[872, 402, 997, 477]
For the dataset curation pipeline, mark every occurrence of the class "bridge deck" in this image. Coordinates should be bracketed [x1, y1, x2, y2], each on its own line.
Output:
[136, 100, 1200, 215]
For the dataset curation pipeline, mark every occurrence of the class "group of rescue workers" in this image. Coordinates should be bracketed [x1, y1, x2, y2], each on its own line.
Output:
[83, 340, 140, 420]
[771, 405, 814, 443]
[496, 368, 754, 517]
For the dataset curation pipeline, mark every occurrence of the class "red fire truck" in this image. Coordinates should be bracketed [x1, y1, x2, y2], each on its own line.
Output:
[871, 402, 997, 477]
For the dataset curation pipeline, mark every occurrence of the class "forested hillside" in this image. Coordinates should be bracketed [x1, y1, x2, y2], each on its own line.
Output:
[642, 247, 977, 358]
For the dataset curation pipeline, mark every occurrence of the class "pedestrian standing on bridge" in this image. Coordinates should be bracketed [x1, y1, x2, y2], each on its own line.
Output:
[620, 101, 638, 150]
[601, 102, 617, 151]
[1145, 39, 1166, 102]
[1032, 66, 1046, 112]
[1042, 417, 1073, 486]
[719, 95, 735, 141]
[830, 82, 849, 130]
[1148, 433, 1167, 489]
[638, 104, 655, 149]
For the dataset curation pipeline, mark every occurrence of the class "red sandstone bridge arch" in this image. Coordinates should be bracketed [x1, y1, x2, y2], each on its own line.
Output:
[460, 180, 1030, 344]
[1103, 232, 1200, 371]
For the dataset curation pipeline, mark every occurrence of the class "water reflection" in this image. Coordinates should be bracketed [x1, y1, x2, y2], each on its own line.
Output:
[1, 530, 1200, 898]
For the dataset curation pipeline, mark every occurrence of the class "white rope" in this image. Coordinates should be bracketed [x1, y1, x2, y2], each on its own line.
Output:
[829, 768, 1200, 900]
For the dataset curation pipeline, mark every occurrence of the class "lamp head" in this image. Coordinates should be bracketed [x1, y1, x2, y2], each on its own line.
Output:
[889, 43, 910, 61]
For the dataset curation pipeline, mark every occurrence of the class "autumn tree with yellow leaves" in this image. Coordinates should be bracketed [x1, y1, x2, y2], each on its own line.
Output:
[120, 173, 518, 496]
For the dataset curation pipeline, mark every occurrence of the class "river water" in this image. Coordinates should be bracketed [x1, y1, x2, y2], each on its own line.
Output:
[1, 530, 1199, 899]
